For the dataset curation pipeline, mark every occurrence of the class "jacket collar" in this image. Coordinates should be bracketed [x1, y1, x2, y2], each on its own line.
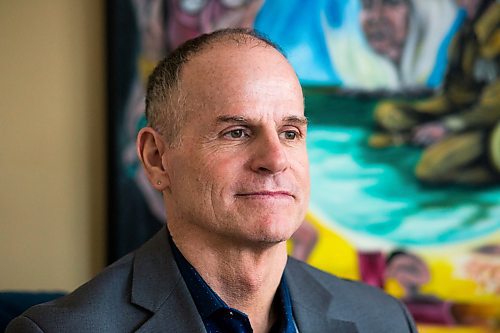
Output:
[131, 226, 206, 332]
[129, 227, 358, 332]
[285, 257, 359, 333]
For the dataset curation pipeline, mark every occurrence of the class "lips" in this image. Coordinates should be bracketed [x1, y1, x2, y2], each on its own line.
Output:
[235, 190, 295, 199]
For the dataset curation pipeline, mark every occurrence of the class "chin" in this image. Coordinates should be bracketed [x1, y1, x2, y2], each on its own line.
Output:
[265, 233, 292, 243]
[224, 206, 306, 244]
[250, 216, 300, 244]
[245, 232, 290, 247]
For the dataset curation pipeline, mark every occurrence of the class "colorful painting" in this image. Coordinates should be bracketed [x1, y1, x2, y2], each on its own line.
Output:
[299, 91, 500, 332]
[108, 0, 500, 331]
[256, 0, 463, 89]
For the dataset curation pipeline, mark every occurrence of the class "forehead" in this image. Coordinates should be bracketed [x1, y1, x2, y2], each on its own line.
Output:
[181, 43, 298, 90]
[177, 42, 304, 120]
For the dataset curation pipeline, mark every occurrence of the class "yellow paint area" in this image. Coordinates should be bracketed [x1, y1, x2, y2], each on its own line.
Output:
[287, 210, 500, 332]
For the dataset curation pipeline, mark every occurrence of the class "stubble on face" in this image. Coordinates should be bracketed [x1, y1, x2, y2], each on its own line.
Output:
[163, 42, 310, 249]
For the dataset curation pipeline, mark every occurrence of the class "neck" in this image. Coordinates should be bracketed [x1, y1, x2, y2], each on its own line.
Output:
[169, 223, 288, 333]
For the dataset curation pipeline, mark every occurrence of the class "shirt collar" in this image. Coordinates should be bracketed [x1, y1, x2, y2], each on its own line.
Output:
[169, 234, 225, 319]
[275, 272, 296, 332]
[169, 234, 297, 332]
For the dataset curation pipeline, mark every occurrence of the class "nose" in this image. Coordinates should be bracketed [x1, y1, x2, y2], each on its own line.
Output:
[250, 131, 288, 175]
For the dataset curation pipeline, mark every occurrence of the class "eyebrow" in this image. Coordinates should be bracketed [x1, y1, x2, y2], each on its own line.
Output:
[216, 115, 249, 124]
[215, 115, 308, 126]
[283, 115, 308, 126]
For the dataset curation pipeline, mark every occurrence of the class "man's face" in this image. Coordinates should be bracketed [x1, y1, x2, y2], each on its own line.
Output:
[360, 0, 410, 64]
[163, 44, 309, 247]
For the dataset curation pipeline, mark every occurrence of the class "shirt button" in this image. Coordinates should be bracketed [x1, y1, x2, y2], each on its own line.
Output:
[228, 311, 233, 316]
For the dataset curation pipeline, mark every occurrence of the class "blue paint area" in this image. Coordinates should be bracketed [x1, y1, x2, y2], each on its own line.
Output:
[255, 0, 460, 89]
[426, 9, 466, 88]
[255, 0, 340, 85]
[305, 93, 500, 246]
[323, 0, 348, 28]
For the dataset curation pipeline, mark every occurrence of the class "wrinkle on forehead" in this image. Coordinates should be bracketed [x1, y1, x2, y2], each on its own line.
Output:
[181, 44, 300, 93]
[178, 44, 303, 120]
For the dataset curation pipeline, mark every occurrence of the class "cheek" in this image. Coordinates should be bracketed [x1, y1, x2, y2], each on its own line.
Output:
[291, 150, 310, 187]
[360, 14, 368, 26]
[388, 8, 409, 37]
[360, 15, 371, 33]
[293, 146, 309, 167]
[195, 151, 244, 194]
[169, 151, 209, 190]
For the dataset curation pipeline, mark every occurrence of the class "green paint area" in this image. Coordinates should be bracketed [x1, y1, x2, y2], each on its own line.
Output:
[304, 91, 500, 246]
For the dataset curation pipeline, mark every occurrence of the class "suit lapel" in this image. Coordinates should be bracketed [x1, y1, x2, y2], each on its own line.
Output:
[291, 305, 358, 333]
[134, 283, 206, 333]
[128, 229, 358, 332]
[131, 227, 206, 333]
[285, 258, 358, 333]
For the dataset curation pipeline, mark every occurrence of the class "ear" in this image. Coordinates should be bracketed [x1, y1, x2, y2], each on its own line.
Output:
[136, 127, 170, 191]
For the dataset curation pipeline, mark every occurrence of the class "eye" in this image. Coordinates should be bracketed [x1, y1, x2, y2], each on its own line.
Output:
[280, 130, 298, 140]
[223, 129, 248, 139]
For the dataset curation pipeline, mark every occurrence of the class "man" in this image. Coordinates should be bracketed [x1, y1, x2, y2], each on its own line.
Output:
[7, 29, 417, 332]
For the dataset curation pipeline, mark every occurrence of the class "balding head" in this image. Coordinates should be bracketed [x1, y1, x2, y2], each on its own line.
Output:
[137, 27, 307, 248]
[145, 28, 285, 147]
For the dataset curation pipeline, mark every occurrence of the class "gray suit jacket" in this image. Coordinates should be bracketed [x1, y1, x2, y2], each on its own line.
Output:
[7, 227, 417, 332]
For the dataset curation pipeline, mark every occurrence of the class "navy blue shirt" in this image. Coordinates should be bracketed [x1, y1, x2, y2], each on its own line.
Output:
[169, 236, 297, 333]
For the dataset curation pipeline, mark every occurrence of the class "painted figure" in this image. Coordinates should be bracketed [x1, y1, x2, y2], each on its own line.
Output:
[371, 0, 500, 185]
[166, 0, 264, 49]
[360, 0, 411, 66]
[324, 0, 459, 89]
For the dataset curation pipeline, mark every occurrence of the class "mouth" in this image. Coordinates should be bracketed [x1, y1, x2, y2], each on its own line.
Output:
[235, 191, 295, 199]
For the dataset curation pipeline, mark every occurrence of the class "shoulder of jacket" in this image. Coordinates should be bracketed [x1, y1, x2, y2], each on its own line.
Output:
[286, 256, 402, 305]
[10, 252, 144, 331]
[6, 315, 44, 333]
